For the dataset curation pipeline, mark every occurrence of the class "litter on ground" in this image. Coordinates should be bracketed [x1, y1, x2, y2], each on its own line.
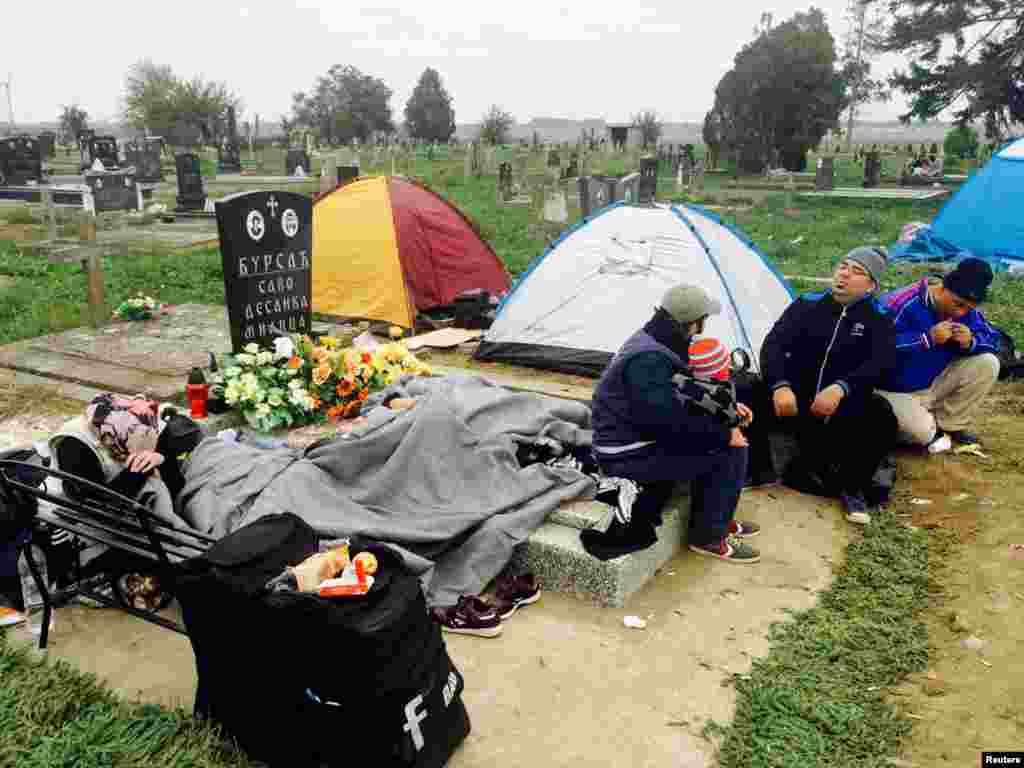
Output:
[623, 615, 648, 629]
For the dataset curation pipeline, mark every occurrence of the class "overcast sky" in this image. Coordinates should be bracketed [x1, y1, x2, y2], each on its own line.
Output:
[4, 0, 918, 127]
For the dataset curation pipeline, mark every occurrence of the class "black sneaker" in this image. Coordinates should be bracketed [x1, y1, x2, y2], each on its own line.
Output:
[947, 429, 982, 447]
[840, 493, 872, 525]
[493, 573, 541, 619]
[431, 596, 503, 637]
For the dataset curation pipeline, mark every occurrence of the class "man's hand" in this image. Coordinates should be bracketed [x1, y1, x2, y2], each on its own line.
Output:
[810, 384, 845, 420]
[728, 427, 749, 449]
[951, 323, 973, 350]
[127, 450, 165, 474]
[930, 320, 955, 346]
[736, 402, 753, 428]
[772, 387, 799, 419]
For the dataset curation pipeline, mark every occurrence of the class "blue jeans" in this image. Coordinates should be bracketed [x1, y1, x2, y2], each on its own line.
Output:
[599, 447, 748, 546]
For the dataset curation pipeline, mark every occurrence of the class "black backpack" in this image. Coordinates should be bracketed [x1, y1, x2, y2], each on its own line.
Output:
[174, 513, 469, 768]
[994, 326, 1024, 380]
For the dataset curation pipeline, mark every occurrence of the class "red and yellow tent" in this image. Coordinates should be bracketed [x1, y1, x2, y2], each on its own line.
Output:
[312, 176, 511, 328]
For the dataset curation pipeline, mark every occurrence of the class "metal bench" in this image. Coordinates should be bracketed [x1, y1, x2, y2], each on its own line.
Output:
[0, 460, 216, 649]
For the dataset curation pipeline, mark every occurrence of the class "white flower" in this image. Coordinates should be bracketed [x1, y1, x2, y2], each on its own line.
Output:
[235, 353, 254, 366]
[224, 366, 242, 379]
[240, 372, 259, 388]
[256, 351, 274, 366]
[288, 379, 304, 390]
[267, 389, 284, 406]
[243, 343, 260, 354]
[224, 383, 240, 404]
[256, 403, 271, 416]
[273, 336, 295, 360]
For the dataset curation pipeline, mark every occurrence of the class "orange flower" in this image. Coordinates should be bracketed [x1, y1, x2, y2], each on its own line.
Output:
[343, 400, 362, 418]
[357, 388, 369, 401]
[312, 363, 332, 386]
[327, 405, 345, 421]
[310, 396, 322, 410]
[361, 352, 373, 364]
[287, 356, 302, 369]
[336, 379, 355, 397]
[312, 347, 329, 363]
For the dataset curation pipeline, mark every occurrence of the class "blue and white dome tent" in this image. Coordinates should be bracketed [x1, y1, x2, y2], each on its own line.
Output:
[892, 136, 1024, 270]
[474, 202, 794, 377]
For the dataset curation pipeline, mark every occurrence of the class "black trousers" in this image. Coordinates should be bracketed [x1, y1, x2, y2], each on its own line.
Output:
[737, 379, 897, 497]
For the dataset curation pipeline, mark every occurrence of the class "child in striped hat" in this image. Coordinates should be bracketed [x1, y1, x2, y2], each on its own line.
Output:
[688, 337, 746, 451]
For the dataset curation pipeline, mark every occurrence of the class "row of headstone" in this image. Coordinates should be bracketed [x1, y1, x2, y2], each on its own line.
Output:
[83, 169, 143, 214]
[576, 173, 643, 218]
[285, 148, 310, 177]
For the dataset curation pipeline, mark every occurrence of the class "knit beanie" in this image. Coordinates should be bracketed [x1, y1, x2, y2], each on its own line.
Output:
[660, 284, 722, 326]
[943, 256, 993, 304]
[843, 246, 888, 286]
[688, 337, 731, 381]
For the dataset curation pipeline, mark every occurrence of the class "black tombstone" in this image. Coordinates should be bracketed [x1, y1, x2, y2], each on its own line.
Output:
[218, 141, 242, 174]
[215, 191, 313, 353]
[814, 157, 835, 192]
[0, 136, 43, 186]
[337, 164, 359, 186]
[175, 152, 207, 211]
[546, 150, 561, 169]
[84, 170, 141, 213]
[37, 131, 56, 159]
[134, 138, 164, 183]
[497, 161, 513, 200]
[863, 151, 882, 188]
[285, 149, 310, 176]
[639, 157, 658, 203]
[83, 136, 119, 172]
[563, 153, 579, 179]
[577, 176, 614, 219]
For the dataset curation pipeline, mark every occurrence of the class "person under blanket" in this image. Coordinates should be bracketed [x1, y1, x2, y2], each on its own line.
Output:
[586, 283, 761, 564]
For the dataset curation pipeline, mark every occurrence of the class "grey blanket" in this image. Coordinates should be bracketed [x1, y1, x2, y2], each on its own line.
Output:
[179, 373, 595, 606]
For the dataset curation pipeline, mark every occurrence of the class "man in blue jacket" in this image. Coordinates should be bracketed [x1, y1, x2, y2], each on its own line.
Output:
[587, 284, 759, 564]
[753, 247, 898, 524]
[878, 257, 1000, 450]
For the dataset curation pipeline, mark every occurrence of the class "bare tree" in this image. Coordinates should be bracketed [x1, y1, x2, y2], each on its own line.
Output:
[631, 110, 663, 149]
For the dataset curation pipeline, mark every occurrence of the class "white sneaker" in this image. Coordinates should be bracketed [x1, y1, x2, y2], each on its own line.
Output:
[927, 433, 953, 454]
[846, 511, 872, 525]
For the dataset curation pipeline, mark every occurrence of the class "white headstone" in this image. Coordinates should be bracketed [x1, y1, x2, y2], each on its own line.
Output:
[543, 189, 568, 224]
[294, 165, 306, 178]
[91, 158, 105, 172]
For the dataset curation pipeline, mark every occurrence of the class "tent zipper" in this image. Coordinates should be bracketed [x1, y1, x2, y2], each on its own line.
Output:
[815, 306, 847, 395]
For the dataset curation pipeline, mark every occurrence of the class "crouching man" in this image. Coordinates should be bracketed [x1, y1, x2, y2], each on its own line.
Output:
[585, 284, 761, 564]
[878, 256, 1000, 450]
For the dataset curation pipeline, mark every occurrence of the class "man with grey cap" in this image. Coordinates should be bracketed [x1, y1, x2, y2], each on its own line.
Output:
[588, 283, 760, 564]
[750, 246, 898, 524]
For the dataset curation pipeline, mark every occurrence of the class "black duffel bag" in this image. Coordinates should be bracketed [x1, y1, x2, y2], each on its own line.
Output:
[174, 513, 470, 768]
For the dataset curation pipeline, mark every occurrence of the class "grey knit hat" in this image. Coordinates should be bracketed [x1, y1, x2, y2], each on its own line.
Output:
[660, 284, 722, 326]
[843, 246, 889, 286]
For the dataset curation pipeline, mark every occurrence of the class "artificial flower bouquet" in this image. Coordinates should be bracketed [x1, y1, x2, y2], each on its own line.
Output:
[212, 333, 433, 433]
[113, 294, 163, 321]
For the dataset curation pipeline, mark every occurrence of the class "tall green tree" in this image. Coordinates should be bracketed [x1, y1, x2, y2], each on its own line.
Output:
[121, 59, 239, 144]
[710, 8, 848, 172]
[877, 0, 1024, 138]
[58, 105, 89, 144]
[291, 65, 394, 145]
[478, 105, 514, 145]
[404, 68, 456, 142]
[631, 110, 663, 149]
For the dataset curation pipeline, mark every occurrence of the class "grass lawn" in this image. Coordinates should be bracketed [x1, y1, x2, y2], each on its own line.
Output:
[0, 148, 1016, 766]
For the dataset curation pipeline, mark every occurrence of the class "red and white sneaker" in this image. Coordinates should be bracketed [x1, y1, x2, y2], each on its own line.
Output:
[431, 596, 503, 637]
[688, 535, 761, 563]
[727, 519, 761, 538]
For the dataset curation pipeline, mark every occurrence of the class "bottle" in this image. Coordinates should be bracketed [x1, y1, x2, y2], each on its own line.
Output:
[17, 545, 54, 636]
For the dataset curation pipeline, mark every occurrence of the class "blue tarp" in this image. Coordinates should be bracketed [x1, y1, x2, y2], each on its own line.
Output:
[891, 138, 1024, 272]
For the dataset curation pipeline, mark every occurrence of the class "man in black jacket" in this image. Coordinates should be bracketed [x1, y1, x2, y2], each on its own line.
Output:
[744, 247, 898, 524]
[586, 284, 760, 564]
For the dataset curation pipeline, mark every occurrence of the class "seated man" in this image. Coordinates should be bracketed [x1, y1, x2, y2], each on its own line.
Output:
[743, 247, 898, 524]
[586, 284, 760, 564]
[878, 257, 1000, 450]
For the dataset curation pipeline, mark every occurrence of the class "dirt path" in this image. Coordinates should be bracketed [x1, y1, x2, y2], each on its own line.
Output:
[888, 381, 1024, 765]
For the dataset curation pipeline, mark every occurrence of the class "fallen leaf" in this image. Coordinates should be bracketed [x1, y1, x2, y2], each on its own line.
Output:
[623, 615, 647, 629]
[980, 659, 993, 668]
[909, 497, 933, 506]
[666, 720, 688, 728]
[951, 493, 970, 502]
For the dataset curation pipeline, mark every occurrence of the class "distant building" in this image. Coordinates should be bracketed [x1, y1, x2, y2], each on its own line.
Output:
[605, 124, 643, 149]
